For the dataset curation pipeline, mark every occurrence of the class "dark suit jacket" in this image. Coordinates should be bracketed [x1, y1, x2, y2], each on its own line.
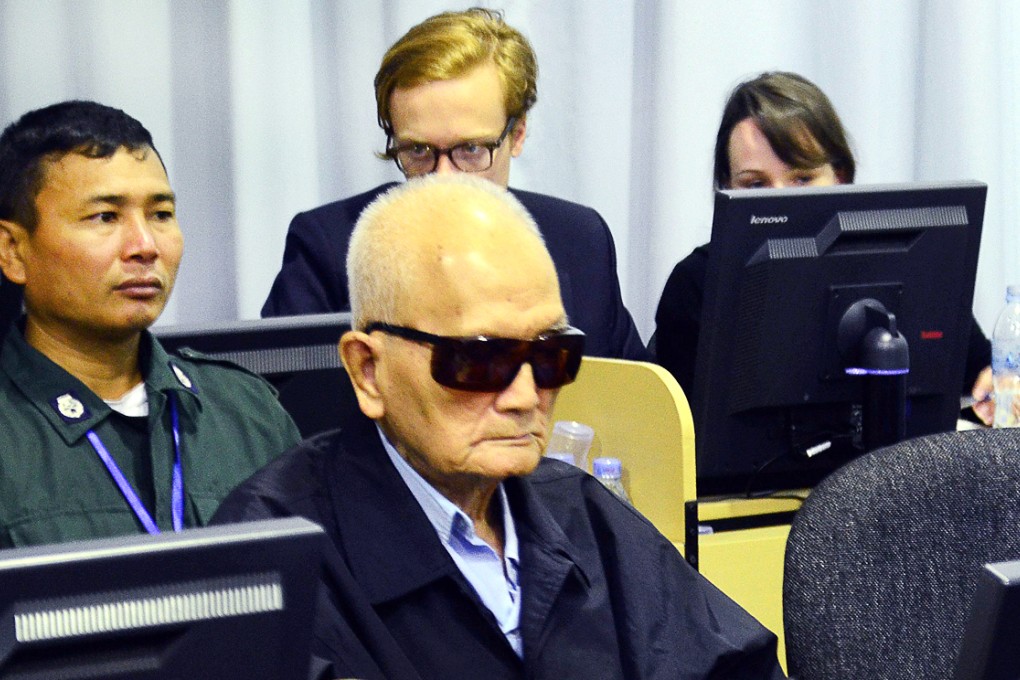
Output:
[212, 416, 785, 680]
[262, 183, 649, 361]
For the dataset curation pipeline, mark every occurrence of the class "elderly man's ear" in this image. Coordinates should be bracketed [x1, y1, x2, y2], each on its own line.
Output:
[0, 220, 28, 285]
[339, 331, 386, 420]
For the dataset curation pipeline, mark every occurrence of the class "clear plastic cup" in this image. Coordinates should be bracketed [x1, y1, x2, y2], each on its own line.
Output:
[546, 452, 578, 466]
[545, 420, 595, 470]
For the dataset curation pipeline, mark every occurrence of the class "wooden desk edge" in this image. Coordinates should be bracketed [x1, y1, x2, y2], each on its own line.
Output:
[696, 490, 809, 522]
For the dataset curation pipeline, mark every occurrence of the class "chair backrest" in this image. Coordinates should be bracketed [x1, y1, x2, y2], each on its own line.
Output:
[783, 428, 1020, 680]
[550, 357, 696, 548]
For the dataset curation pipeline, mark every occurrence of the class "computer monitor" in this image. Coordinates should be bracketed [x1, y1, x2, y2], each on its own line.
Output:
[953, 559, 1020, 680]
[0, 517, 325, 679]
[155, 312, 357, 437]
[693, 180, 987, 497]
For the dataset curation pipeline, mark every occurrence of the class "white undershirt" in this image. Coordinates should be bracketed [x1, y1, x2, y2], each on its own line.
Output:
[104, 382, 149, 417]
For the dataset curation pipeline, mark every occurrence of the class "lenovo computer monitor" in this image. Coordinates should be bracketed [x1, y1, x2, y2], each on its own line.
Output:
[155, 312, 357, 437]
[954, 559, 1020, 680]
[693, 180, 987, 496]
[0, 517, 325, 679]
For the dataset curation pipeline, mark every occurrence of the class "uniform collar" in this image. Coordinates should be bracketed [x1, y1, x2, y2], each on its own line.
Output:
[141, 331, 202, 400]
[0, 328, 200, 445]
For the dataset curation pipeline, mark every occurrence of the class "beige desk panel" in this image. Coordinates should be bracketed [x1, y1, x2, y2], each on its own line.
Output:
[699, 524, 791, 673]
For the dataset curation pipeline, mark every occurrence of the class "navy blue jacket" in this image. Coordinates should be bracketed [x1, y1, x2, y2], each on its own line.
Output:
[212, 416, 785, 680]
[262, 183, 649, 361]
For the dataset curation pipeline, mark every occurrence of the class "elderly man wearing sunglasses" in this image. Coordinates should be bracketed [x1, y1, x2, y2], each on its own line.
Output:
[214, 175, 784, 680]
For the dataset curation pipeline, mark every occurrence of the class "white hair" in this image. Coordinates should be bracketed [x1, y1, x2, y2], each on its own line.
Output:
[347, 174, 544, 329]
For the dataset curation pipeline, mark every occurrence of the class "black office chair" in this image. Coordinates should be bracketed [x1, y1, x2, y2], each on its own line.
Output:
[783, 428, 1020, 680]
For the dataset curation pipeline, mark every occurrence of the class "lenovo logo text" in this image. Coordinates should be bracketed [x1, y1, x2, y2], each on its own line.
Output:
[750, 214, 788, 224]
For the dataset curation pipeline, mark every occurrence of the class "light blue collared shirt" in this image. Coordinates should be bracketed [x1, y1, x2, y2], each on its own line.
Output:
[379, 426, 523, 657]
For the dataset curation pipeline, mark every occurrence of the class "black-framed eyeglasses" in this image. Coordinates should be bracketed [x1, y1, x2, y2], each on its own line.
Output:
[384, 117, 518, 177]
[364, 321, 585, 392]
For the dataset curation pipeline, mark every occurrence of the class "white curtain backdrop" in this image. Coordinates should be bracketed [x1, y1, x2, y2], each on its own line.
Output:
[1, 0, 1015, 342]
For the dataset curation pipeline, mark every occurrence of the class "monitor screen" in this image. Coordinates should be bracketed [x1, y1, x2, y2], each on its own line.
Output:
[155, 312, 357, 437]
[954, 559, 1020, 680]
[0, 517, 325, 679]
[693, 181, 987, 496]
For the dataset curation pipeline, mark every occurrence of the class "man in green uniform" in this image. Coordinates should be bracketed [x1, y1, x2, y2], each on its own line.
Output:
[0, 100, 300, 548]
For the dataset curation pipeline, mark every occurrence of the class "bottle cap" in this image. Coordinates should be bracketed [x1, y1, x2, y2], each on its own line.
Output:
[592, 457, 622, 478]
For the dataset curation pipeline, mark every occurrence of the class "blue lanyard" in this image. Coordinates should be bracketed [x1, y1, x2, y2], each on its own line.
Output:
[85, 392, 184, 534]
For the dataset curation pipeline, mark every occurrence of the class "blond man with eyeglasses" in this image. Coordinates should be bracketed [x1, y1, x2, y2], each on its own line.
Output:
[261, 8, 647, 362]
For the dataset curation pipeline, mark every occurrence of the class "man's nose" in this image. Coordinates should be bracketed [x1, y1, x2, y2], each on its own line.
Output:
[123, 214, 159, 260]
[433, 151, 459, 175]
[497, 362, 541, 411]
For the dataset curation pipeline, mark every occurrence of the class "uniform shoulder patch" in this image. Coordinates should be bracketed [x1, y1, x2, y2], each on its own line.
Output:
[172, 347, 279, 394]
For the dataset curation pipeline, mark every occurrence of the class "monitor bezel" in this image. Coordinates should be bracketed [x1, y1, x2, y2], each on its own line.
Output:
[0, 517, 325, 680]
[953, 558, 1020, 680]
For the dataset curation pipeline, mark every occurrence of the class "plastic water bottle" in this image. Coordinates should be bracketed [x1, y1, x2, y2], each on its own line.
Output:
[992, 285, 1020, 428]
[545, 421, 595, 469]
[592, 457, 630, 502]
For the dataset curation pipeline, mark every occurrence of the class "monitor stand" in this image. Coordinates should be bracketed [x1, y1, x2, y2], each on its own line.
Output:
[838, 298, 910, 451]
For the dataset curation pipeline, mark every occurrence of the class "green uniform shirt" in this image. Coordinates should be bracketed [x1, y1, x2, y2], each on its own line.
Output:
[0, 327, 302, 548]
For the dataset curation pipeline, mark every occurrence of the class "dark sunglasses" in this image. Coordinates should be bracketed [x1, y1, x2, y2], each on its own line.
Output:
[364, 322, 585, 392]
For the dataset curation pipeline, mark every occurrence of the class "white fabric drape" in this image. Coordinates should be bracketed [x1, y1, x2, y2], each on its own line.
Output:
[1, 0, 1015, 339]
